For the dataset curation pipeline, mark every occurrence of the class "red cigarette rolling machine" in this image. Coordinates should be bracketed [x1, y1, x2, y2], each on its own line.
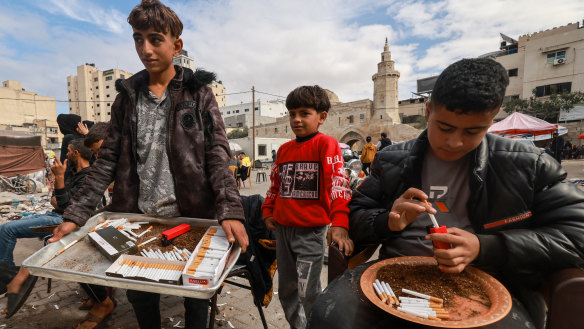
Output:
[161, 224, 191, 246]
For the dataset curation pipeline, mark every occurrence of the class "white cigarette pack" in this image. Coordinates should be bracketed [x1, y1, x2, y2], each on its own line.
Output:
[181, 226, 232, 287]
[105, 254, 186, 285]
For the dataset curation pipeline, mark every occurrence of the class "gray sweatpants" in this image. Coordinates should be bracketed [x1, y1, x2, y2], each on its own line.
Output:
[276, 225, 326, 329]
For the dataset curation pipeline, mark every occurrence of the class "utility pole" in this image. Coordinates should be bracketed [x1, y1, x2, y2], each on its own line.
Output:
[252, 86, 255, 166]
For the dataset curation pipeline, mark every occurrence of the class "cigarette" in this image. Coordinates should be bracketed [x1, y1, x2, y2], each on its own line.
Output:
[425, 201, 439, 228]
[382, 281, 399, 305]
[138, 236, 157, 247]
[137, 226, 153, 238]
[397, 307, 442, 321]
[374, 280, 392, 304]
[372, 282, 387, 304]
[58, 236, 84, 254]
[402, 288, 443, 304]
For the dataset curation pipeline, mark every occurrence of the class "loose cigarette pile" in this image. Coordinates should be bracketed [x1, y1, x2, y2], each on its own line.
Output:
[372, 280, 449, 321]
[140, 247, 192, 261]
[114, 259, 184, 282]
[185, 227, 229, 277]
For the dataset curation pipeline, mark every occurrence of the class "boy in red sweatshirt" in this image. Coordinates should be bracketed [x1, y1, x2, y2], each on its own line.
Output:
[262, 85, 354, 329]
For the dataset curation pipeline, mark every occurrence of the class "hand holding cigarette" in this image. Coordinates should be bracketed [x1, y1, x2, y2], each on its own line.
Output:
[426, 227, 480, 274]
[388, 188, 436, 232]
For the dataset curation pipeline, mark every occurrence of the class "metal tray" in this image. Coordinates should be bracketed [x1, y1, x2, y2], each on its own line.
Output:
[22, 212, 241, 299]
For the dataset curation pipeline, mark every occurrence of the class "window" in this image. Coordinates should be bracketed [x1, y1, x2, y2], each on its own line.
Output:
[546, 50, 566, 63]
[360, 113, 365, 122]
[107, 112, 110, 115]
[227, 111, 230, 114]
[508, 69, 518, 77]
[258, 144, 267, 156]
[120, 74, 125, 79]
[245, 109, 249, 112]
[94, 78, 98, 82]
[96, 95, 99, 98]
[274, 127, 278, 133]
[107, 103, 111, 106]
[68, 90, 70, 94]
[106, 85, 110, 89]
[96, 86, 99, 90]
[67, 82, 70, 86]
[105, 76, 112, 81]
[236, 110, 240, 113]
[106, 94, 110, 98]
[535, 82, 571, 97]
[97, 112, 100, 116]
[503, 95, 520, 104]
[97, 104, 100, 107]
[255, 107, 259, 111]
[348, 115, 354, 124]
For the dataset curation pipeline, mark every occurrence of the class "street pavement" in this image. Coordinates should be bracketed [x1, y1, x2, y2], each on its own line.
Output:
[2, 160, 584, 329]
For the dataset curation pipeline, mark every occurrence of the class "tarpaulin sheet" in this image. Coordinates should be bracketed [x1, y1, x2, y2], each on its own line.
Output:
[0, 145, 45, 177]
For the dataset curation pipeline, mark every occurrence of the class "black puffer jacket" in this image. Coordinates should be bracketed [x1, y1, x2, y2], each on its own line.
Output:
[350, 131, 584, 276]
[63, 66, 244, 226]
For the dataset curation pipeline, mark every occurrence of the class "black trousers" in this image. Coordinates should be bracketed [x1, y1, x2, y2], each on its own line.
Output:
[362, 162, 371, 176]
[126, 290, 209, 329]
[308, 262, 535, 329]
[79, 283, 109, 303]
[0, 262, 19, 293]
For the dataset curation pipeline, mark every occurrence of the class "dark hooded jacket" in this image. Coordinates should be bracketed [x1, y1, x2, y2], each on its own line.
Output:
[350, 131, 584, 278]
[63, 66, 245, 226]
[57, 114, 84, 163]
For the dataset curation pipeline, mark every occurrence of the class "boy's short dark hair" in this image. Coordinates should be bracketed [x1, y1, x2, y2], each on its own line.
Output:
[286, 85, 331, 112]
[239, 152, 245, 156]
[430, 58, 509, 114]
[366, 136, 371, 142]
[84, 122, 110, 148]
[70, 139, 94, 161]
[381, 133, 387, 138]
[128, 0, 183, 38]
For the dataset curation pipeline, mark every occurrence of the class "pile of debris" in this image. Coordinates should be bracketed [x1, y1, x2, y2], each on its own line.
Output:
[0, 192, 52, 224]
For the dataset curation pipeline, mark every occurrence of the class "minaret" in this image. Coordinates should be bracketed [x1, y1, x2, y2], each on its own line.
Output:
[372, 38, 400, 123]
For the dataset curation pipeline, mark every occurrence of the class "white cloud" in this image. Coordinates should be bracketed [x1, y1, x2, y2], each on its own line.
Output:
[37, 0, 127, 34]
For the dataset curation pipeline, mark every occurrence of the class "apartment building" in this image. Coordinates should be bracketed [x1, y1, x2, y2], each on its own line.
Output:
[0, 80, 61, 149]
[67, 64, 133, 122]
[173, 49, 195, 70]
[489, 21, 584, 100]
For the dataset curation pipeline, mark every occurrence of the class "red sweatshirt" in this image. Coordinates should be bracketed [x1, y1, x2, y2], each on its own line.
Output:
[262, 132, 351, 229]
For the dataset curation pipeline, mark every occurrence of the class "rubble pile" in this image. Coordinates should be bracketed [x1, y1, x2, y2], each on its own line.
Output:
[0, 192, 52, 224]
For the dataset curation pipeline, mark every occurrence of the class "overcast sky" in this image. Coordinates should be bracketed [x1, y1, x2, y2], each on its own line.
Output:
[1, 0, 584, 114]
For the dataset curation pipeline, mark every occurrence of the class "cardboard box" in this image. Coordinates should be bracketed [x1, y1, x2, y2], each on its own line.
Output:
[182, 226, 232, 287]
[105, 254, 185, 285]
[88, 226, 138, 261]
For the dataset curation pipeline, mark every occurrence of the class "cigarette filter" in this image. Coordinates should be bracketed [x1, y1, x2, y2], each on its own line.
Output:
[402, 288, 443, 304]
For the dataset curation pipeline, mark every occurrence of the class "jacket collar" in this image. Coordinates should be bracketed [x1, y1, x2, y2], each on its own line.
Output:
[404, 129, 489, 189]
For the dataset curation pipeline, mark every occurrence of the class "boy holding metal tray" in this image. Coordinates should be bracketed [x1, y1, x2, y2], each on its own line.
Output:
[49, 1, 249, 328]
[308, 58, 584, 328]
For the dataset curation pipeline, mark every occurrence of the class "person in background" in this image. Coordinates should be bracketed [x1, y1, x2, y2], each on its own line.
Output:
[378, 132, 392, 151]
[238, 152, 252, 181]
[360, 136, 376, 176]
[550, 132, 564, 163]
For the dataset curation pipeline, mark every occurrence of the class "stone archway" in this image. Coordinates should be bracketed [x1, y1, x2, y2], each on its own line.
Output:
[339, 131, 365, 151]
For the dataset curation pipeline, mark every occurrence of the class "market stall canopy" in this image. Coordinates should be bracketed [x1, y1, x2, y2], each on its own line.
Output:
[488, 112, 560, 136]
[0, 131, 45, 177]
[338, 142, 350, 149]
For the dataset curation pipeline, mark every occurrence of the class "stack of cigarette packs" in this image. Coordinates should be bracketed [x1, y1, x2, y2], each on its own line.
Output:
[182, 226, 232, 287]
[105, 254, 185, 285]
